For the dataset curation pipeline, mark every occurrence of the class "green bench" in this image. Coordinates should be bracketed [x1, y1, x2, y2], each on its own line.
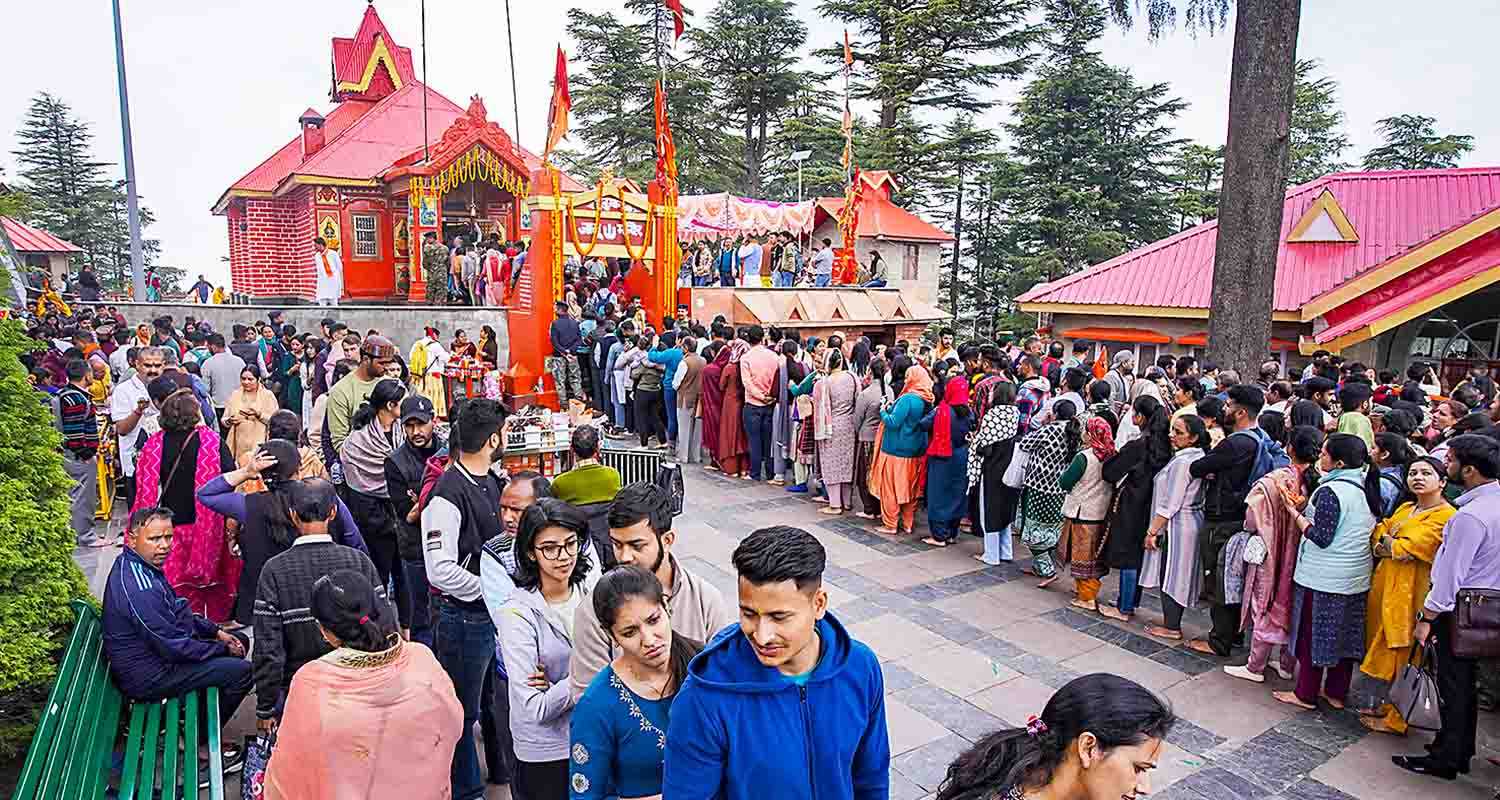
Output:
[12, 600, 226, 800]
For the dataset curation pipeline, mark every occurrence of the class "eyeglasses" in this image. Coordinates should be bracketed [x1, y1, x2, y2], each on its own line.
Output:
[535, 538, 580, 561]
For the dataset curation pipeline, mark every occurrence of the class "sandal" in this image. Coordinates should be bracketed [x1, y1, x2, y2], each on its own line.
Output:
[1070, 599, 1098, 612]
[819, 507, 843, 515]
[1186, 639, 1219, 657]
[875, 526, 899, 535]
[1036, 574, 1061, 589]
[1320, 693, 1346, 711]
[1272, 691, 1317, 710]
[1097, 606, 1133, 623]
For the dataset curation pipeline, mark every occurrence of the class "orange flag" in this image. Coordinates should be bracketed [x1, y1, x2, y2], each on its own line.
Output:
[1092, 345, 1108, 380]
[541, 46, 571, 163]
[654, 81, 678, 191]
[843, 30, 853, 67]
[664, 0, 685, 40]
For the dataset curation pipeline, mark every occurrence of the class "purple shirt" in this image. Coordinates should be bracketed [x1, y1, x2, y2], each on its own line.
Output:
[1425, 481, 1500, 614]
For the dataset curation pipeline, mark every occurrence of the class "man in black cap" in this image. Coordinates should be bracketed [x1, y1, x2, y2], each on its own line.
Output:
[386, 394, 445, 646]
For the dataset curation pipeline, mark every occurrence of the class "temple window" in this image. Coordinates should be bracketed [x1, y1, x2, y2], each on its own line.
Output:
[352, 212, 380, 259]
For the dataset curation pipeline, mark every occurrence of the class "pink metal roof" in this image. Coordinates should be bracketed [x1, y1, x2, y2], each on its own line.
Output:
[1, 216, 81, 253]
[1016, 167, 1500, 313]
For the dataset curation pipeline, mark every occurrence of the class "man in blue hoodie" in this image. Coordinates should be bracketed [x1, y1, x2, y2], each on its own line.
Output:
[660, 526, 889, 800]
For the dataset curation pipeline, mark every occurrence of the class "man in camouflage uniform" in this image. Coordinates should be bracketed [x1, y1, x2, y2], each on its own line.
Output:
[421, 232, 450, 305]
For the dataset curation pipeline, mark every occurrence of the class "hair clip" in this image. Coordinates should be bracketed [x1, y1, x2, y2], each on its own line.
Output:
[1025, 715, 1048, 737]
[358, 615, 370, 624]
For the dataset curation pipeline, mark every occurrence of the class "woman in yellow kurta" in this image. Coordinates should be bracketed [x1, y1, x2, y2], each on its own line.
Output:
[1359, 455, 1454, 734]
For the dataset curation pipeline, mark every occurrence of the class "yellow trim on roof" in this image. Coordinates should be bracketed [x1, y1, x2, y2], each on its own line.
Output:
[1018, 301, 1300, 322]
[1300, 206, 1500, 321]
[336, 36, 404, 96]
[1309, 261, 1500, 353]
[211, 188, 274, 215]
[1287, 189, 1358, 243]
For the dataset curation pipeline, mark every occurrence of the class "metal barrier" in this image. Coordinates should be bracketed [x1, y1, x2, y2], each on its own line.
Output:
[600, 445, 667, 486]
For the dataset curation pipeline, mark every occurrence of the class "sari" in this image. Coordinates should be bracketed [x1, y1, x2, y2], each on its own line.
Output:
[133, 424, 239, 621]
[716, 343, 750, 474]
[265, 640, 463, 800]
[701, 355, 725, 462]
[1240, 466, 1310, 659]
[224, 385, 279, 461]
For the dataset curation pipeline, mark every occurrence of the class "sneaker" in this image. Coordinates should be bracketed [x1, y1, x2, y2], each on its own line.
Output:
[786, 483, 808, 493]
[1274, 663, 1294, 681]
[221, 744, 244, 775]
[1224, 664, 1265, 684]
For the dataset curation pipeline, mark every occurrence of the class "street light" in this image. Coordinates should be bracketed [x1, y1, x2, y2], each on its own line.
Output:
[790, 150, 813, 203]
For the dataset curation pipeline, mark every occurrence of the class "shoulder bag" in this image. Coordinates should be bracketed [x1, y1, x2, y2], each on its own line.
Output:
[1453, 587, 1500, 659]
[1387, 640, 1443, 731]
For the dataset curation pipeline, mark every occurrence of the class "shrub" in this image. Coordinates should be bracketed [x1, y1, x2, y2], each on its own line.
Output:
[0, 319, 89, 764]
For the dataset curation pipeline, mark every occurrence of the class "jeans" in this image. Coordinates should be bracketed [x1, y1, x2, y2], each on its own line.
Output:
[402, 558, 433, 647]
[664, 387, 678, 440]
[435, 600, 498, 800]
[1117, 568, 1143, 615]
[636, 389, 667, 446]
[62, 453, 98, 542]
[814, 273, 831, 287]
[613, 397, 628, 429]
[774, 271, 794, 287]
[719, 270, 735, 287]
[742, 404, 774, 480]
[863, 279, 887, 287]
[141, 630, 253, 730]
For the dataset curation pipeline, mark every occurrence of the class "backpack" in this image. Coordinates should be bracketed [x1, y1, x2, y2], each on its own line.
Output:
[1232, 428, 1277, 488]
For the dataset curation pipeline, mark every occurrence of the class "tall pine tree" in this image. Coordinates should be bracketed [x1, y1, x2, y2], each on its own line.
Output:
[1009, 0, 1186, 281]
[1362, 114, 1475, 170]
[691, 0, 808, 196]
[1287, 59, 1351, 184]
[1167, 143, 1224, 230]
[560, 10, 655, 183]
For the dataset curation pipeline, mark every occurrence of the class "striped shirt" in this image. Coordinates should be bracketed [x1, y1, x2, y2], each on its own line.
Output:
[55, 384, 99, 460]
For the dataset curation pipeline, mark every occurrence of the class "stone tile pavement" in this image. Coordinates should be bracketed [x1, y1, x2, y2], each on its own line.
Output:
[75, 465, 1500, 799]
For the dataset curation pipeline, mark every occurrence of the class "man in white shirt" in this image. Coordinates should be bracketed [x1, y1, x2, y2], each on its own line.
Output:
[108, 329, 135, 384]
[738, 237, 763, 287]
[109, 346, 165, 505]
[811, 237, 835, 287]
[313, 237, 343, 306]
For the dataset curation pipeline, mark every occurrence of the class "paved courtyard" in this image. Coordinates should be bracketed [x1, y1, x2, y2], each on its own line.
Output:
[77, 465, 1500, 799]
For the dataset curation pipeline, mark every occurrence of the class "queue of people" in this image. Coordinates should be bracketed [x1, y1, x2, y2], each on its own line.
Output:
[27, 297, 1500, 797]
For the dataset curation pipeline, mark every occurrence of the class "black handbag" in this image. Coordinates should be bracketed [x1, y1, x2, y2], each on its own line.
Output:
[1453, 588, 1500, 659]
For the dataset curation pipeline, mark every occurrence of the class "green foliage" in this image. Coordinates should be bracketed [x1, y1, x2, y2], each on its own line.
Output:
[691, 0, 809, 196]
[1106, 0, 1230, 37]
[1362, 114, 1476, 171]
[1168, 143, 1224, 229]
[1009, 0, 1186, 281]
[1288, 59, 1351, 185]
[0, 319, 90, 761]
[11, 93, 161, 295]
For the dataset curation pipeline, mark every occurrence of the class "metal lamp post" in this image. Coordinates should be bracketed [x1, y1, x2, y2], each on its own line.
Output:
[790, 149, 812, 203]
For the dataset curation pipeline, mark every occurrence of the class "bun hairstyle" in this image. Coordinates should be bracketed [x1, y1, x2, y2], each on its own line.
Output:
[592, 566, 703, 695]
[935, 673, 1174, 800]
[351, 378, 407, 430]
[311, 569, 399, 653]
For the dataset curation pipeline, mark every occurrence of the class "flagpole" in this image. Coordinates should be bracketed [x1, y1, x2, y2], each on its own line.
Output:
[505, 0, 521, 145]
[420, 0, 429, 163]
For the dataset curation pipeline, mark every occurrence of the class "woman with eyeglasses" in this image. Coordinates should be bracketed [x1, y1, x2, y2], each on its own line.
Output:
[499, 497, 602, 799]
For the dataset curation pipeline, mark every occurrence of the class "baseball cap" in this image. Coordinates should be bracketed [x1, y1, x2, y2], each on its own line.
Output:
[400, 395, 435, 424]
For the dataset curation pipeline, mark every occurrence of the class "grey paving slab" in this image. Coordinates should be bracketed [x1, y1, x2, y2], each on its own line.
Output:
[1271, 708, 1369, 755]
[880, 662, 930, 695]
[1165, 718, 1229, 758]
[1171, 766, 1277, 800]
[890, 734, 970, 791]
[892, 684, 1007, 743]
[1214, 730, 1330, 794]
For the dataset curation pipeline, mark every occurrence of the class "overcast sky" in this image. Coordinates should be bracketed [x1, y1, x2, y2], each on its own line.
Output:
[1, 0, 1492, 286]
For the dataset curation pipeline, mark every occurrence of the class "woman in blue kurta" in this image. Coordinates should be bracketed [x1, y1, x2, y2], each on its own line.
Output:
[919, 377, 973, 547]
[569, 566, 704, 800]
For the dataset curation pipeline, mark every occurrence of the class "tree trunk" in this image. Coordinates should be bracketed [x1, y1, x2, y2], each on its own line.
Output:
[1207, 0, 1300, 378]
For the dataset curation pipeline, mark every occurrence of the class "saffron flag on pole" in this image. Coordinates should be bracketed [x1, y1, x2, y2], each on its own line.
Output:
[664, 0, 685, 41]
[1092, 345, 1108, 380]
[843, 29, 853, 67]
[541, 46, 571, 163]
[654, 80, 678, 193]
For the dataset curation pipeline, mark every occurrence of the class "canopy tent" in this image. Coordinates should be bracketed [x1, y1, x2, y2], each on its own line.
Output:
[676, 193, 815, 237]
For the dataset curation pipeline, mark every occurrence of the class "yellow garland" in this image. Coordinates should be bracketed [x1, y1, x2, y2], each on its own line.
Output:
[418, 147, 530, 201]
[565, 183, 609, 259]
[620, 188, 655, 263]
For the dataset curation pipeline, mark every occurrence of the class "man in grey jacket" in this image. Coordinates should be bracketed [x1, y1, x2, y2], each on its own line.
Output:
[570, 482, 737, 701]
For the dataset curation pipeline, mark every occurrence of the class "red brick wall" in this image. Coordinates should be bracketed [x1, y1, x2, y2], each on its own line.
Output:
[229, 188, 316, 300]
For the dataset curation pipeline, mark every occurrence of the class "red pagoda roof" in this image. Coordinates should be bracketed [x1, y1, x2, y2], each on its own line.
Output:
[814, 172, 953, 243]
[1017, 167, 1500, 319]
[214, 2, 579, 213]
[1, 216, 81, 254]
[331, 3, 416, 101]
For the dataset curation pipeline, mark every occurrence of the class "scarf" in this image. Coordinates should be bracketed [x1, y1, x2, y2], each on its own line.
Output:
[929, 377, 971, 458]
[728, 339, 751, 365]
[1086, 416, 1117, 462]
[340, 417, 405, 498]
[969, 405, 1020, 488]
[320, 251, 333, 277]
[902, 363, 936, 404]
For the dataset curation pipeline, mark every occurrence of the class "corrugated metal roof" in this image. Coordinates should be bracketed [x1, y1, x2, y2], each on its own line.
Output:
[814, 195, 954, 243]
[331, 5, 415, 92]
[1017, 167, 1500, 313]
[1, 216, 81, 253]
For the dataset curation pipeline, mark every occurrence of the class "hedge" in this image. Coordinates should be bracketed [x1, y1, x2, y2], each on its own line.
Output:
[0, 319, 90, 763]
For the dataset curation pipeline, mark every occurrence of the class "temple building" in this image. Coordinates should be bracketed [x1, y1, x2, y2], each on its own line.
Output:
[212, 2, 580, 303]
[1016, 166, 1500, 382]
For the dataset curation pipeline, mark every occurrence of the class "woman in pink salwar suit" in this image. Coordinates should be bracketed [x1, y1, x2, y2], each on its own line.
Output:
[1233, 427, 1322, 681]
[130, 391, 240, 622]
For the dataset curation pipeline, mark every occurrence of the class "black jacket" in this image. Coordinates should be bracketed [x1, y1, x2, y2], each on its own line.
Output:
[1191, 430, 1259, 522]
[386, 436, 445, 561]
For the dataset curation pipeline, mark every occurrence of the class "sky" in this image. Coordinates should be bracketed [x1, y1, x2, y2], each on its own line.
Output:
[0, 0, 1493, 287]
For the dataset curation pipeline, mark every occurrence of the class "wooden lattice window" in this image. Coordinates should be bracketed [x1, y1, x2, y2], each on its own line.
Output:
[352, 213, 380, 260]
